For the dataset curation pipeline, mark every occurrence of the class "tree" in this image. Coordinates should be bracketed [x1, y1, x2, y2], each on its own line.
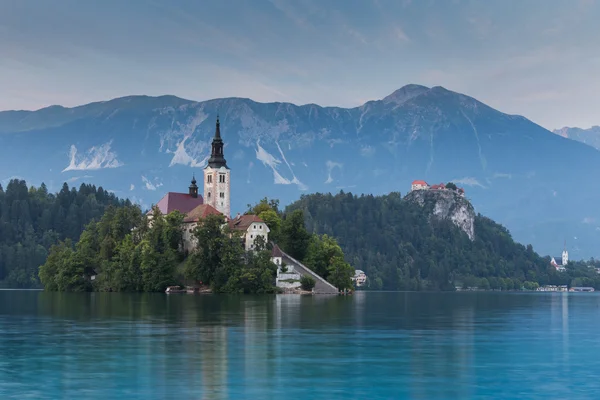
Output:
[184, 214, 228, 286]
[327, 256, 354, 290]
[283, 190, 562, 291]
[280, 209, 311, 261]
[304, 234, 346, 281]
[300, 275, 315, 291]
[1, 179, 127, 288]
[446, 182, 458, 191]
[258, 209, 282, 243]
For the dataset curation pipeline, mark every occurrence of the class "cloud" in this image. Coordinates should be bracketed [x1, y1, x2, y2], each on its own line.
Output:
[130, 184, 135, 191]
[325, 160, 343, 184]
[142, 176, 163, 191]
[393, 26, 410, 43]
[452, 177, 485, 188]
[582, 217, 595, 224]
[360, 145, 376, 157]
[66, 175, 93, 183]
[62, 141, 123, 172]
[233, 149, 245, 160]
[492, 172, 512, 179]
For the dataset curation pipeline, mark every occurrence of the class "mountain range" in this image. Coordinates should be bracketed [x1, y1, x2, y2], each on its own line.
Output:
[553, 126, 600, 151]
[1, 84, 599, 259]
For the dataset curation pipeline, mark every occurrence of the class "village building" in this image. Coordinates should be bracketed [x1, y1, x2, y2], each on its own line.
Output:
[227, 214, 270, 250]
[151, 117, 268, 252]
[352, 270, 367, 287]
[550, 243, 569, 272]
[410, 180, 465, 196]
[411, 180, 429, 191]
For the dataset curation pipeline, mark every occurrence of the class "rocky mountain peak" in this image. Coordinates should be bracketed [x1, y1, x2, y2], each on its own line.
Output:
[404, 189, 476, 240]
[381, 84, 430, 105]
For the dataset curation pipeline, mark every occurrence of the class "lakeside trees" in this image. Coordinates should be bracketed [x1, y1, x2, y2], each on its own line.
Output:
[0, 179, 129, 288]
[20, 181, 600, 293]
[285, 191, 600, 291]
[246, 198, 355, 290]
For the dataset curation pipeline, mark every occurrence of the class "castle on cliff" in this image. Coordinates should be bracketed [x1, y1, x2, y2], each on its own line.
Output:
[411, 180, 465, 196]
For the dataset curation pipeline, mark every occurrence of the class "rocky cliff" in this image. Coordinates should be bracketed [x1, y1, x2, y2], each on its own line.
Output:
[404, 189, 475, 240]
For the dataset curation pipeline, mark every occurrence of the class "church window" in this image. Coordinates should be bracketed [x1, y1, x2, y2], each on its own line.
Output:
[220, 192, 225, 198]
[251, 235, 254, 239]
[207, 175, 212, 184]
[219, 174, 225, 183]
[208, 192, 211, 198]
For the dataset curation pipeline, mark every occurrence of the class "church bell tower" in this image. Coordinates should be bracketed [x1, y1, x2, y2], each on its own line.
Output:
[204, 116, 231, 217]
[189, 174, 198, 198]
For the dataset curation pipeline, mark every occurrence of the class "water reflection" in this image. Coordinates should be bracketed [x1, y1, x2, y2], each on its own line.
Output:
[1, 290, 600, 399]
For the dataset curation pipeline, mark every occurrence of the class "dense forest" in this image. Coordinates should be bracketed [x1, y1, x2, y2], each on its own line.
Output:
[8, 179, 600, 292]
[38, 195, 354, 293]
[0, 179, 130, 288]
[286, 191, 600, 291]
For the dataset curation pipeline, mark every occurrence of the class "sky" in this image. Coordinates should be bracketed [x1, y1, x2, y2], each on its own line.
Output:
[1, 0, 599, 130]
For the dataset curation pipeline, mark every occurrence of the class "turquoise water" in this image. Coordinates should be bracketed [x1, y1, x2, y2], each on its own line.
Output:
[1, 290, 599, 399]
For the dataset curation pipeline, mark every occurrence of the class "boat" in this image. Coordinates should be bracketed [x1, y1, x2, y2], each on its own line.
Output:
[165, 286, 186, 294]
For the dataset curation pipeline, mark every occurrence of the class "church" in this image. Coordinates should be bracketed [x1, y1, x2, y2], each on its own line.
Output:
[152, 116, 269, 252]
[550, 243, 569, 272]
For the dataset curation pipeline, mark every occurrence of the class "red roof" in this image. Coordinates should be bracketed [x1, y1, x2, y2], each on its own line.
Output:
[183, 204, 222, 223]
[412, 180, 428, 185]
[227, 214, 265, 231]
[155, 192, 204, 215]
[271, 244, 283, 258]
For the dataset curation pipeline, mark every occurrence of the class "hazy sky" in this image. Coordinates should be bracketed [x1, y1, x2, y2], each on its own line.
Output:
[1, 0, 599, 129]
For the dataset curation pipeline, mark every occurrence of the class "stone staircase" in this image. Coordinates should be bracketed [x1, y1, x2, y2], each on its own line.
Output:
[279, 250, 339, 294]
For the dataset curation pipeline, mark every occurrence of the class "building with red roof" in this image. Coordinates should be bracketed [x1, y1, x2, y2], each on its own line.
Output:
[411, 180, 429, 191]
[148, 117, 269, 253]
[155, 176, 204, 215]
[227, 214, 270, 251]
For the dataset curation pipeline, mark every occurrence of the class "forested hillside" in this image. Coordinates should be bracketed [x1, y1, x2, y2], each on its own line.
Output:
[0, 180, 130, 288]
[286, 191, 598, 291]
[39, 198, 355, 293]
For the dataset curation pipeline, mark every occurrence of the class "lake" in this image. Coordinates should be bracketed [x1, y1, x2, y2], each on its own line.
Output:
[1, 290, 599, 399]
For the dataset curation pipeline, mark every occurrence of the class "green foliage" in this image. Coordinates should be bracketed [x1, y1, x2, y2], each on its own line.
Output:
[184, 214, 277, 293]
[40, 201, 184, 292]
[285, 191, 581, 291]
[245, 197, 282, 242]
[280, 209, 311, 261]
[300, 275, 316, 291]
[304, 234, 354, 290]
[0, 179, 129, 288]
[246, 197, 280, 215]
[245, 198, 355, 291]
[446, 182, 458, 191]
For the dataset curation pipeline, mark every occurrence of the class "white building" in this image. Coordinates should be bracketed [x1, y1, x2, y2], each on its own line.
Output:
[271, 244, 303, 290]
[411, 180, 429, 191]
[352, 269, 367, 287]
[227, 214, 270, 251]
[550, 243, 569, 272]
[204, 116, 231, 218]
[150, 116, 268, 253]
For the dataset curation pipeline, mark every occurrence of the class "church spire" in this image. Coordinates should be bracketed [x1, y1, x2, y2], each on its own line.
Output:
[189, 174, 198, 198]
[215, 114, 221, 139]
[207, 115, 228, 169]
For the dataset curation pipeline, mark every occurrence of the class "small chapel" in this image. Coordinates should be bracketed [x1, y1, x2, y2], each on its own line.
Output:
[152, 116, 269, 252]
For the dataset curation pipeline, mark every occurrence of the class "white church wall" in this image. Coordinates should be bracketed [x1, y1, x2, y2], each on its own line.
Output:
[245, 222, 270, 250]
